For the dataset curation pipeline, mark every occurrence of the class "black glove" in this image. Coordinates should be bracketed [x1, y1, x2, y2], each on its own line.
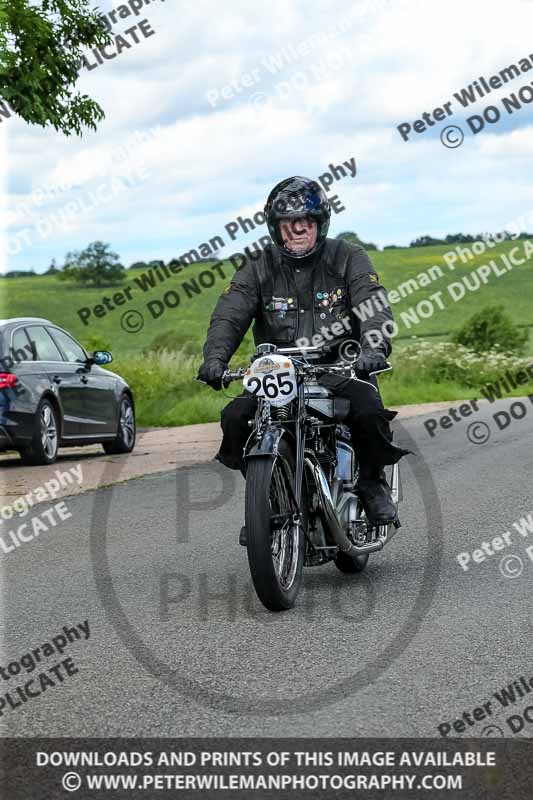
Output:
[197, 359, 227, 391]
[356, 347, 388, 378]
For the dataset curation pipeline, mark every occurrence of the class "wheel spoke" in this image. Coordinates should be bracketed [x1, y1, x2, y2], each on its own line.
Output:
[40, 406, 57, 458]
[268, 458, 299, 591]
[119, 401, 135, 446]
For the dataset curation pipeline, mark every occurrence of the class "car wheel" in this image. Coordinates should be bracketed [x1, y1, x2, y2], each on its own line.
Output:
[103, 394, 136, 455]
[20, 398, 60, 465]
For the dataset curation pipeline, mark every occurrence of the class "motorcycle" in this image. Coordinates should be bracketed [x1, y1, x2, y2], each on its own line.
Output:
[220, 342, 402, 612]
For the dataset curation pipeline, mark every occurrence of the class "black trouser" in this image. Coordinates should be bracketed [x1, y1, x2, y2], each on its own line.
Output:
[216, 374, 410, 473]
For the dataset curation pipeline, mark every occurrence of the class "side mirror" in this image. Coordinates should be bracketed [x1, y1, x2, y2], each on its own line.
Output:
[91, 350, 113, 366]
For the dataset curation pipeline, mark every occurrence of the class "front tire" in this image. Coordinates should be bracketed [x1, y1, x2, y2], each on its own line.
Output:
[20, 398, 59, 465]
[103, 394, 136, 455]
[245, 439, 305, 611]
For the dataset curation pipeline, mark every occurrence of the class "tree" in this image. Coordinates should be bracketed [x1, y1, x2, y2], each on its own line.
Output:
[410, 235, 445, 247]
[129, 261, 149, 270]
[336, 231, 378, 251]
[0, 0, 111, 136]
[45, 258, 60, 275]
[59, 242, 125, 287]
[453, 305, 528, 354]
[83, 333, 113, 352]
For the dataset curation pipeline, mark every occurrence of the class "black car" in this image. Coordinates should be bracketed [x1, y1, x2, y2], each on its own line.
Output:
[0, 317, 136, 465]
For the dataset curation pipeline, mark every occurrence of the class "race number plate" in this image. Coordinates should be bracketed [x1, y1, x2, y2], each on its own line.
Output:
[243, 353, 297, 406]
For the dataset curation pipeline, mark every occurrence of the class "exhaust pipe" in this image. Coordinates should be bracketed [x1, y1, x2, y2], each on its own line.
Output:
[305, 457, 399, 556]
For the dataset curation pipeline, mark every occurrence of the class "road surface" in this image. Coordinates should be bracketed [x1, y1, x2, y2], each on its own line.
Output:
[1, 396, 532, 738]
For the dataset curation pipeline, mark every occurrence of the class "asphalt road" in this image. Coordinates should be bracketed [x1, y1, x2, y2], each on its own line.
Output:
[2, 395, 532, 738]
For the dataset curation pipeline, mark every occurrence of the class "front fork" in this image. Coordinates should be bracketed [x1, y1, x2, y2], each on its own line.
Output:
[290, 381, 307, 535]
[293, 381, 306, 508]
[245, 389, 306, 532]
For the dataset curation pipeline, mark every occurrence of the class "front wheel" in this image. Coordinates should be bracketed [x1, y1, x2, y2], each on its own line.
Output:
[245, 439, 305, 611]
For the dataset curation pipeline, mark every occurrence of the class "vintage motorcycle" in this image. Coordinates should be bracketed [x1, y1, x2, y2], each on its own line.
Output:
[222, 343, 402, 612]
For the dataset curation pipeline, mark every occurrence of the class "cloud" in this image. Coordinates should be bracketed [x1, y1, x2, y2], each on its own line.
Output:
[4, 0, 533, 271]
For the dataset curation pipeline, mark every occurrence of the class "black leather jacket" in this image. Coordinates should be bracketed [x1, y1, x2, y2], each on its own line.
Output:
[203, 238, 394, 364]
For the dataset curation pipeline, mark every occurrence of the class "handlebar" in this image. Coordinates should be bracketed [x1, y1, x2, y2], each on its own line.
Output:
[222, 367, 247, 387]
[220, 360, 392, 387]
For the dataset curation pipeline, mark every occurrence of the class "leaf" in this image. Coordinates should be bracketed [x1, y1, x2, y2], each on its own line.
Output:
[0, 0, 111, 135]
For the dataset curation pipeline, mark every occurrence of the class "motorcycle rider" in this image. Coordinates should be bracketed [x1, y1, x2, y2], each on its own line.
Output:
[198, 176, 409, 526]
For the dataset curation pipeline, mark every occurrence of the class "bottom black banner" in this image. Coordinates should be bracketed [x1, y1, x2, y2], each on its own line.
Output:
[0, 738, 531, 799]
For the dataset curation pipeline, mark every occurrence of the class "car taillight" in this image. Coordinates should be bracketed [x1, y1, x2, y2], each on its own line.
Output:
[0, 373, 17, 389]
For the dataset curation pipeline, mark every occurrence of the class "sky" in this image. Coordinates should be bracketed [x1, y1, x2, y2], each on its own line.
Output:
[3, 0, 533, 273]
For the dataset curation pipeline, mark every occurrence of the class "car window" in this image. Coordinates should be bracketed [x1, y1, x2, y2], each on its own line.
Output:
[48, 327, 87, 363]
[25, 326, 63, 362]
[11, 327, 31, 356]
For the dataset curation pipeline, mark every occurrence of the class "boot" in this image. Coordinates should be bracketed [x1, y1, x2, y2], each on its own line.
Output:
[357, 463, 396, 525]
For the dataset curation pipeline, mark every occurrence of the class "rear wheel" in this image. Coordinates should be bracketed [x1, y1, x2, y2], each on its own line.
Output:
[103, 394, 136, 455]
[245, 439, 305, 611]
[20, 398, 59, 465]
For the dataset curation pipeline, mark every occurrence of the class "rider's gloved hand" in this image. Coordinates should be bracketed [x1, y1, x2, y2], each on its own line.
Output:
[197, 358, 227, 391]
[356, 347, 388, 378]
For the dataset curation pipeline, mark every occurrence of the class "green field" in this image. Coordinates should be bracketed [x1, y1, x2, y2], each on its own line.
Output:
[2, 241, 532, 426]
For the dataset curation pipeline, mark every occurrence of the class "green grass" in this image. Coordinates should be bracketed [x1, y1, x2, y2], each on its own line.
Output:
[0, 261, 254, 358]
[2, 242, 532, 425]
[379, 337, 533, 406]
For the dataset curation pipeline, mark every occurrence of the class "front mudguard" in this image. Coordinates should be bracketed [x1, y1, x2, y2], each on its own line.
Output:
[245, 424, 304, 520]
[245, 425, 295, 459]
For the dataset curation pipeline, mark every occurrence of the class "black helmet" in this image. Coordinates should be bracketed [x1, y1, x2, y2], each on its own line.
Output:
[264, 176, 330, 259]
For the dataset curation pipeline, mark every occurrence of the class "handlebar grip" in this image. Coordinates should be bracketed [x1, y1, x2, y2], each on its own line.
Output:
[355, 362, 392, 378]
[370, 362, 392, 375]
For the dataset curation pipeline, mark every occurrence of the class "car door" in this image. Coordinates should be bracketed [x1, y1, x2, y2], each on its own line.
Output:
[23, 325, 85, 437]
[47, 327, 118, 436]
